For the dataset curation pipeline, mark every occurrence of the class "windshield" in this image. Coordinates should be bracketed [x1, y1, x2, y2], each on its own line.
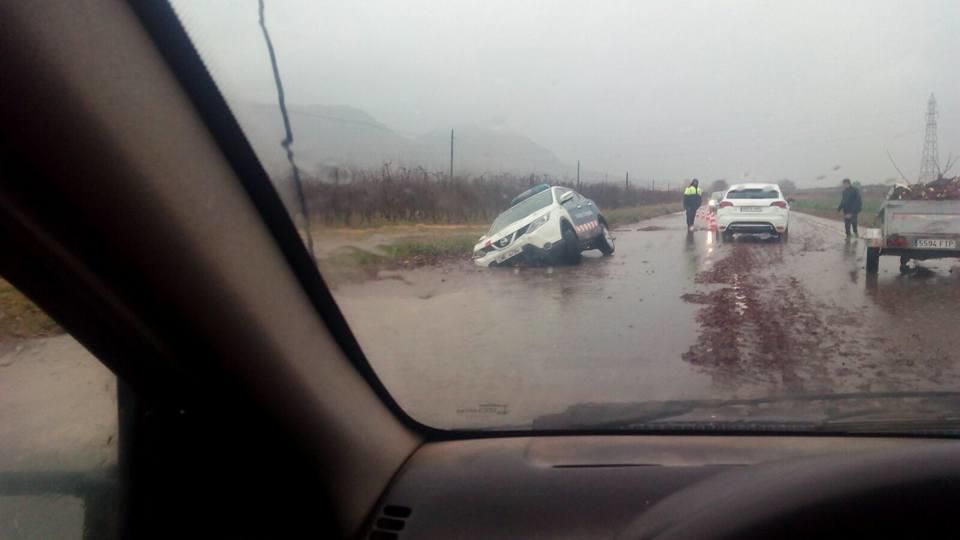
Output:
[172, 1, 960, 434]
[488, 189, 554, 235]
[726, 189, 781, 199]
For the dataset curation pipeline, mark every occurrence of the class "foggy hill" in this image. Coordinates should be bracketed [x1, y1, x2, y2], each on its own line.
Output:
[232, 102, 570, 179]
[232, 103, 417, 176]
[415, 126, 568, 177]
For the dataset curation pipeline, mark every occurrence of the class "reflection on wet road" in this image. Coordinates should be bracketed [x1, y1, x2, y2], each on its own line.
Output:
[333, 212, 960, 429]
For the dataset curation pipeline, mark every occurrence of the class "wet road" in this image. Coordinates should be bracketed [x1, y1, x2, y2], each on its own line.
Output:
[333, 212, 960, 429]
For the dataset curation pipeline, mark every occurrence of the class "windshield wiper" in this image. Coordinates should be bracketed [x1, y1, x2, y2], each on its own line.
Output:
[532, 391, 960, 433]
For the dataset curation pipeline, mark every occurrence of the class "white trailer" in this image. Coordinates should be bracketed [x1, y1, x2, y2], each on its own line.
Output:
[865, 199, 960, 273]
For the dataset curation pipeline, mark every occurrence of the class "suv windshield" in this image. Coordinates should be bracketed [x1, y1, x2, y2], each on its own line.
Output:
[172, 1, 960, 434]
[488, 189, 554, 235]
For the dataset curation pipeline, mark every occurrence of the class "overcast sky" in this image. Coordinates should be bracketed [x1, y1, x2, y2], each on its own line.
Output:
[173, 0, 958, 186]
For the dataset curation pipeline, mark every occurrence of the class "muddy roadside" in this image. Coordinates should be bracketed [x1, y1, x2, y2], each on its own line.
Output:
[311, 203, 681, 286]
[0, 278, 63, 356]
[680, 241, 840, 392]
[313, 228, 483, 286]
[679, 219, 960, 396]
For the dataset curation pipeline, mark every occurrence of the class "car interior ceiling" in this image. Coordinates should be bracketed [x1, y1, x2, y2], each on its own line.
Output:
[3, 1, 960, 539]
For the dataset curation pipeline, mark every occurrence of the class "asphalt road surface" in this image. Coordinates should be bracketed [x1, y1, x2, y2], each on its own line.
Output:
[335, 211, 960, 429]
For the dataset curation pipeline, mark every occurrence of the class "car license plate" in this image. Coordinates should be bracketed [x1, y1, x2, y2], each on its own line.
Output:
[915, 238, 957, 249]
[740, 207, 762, 213]
[496, 246, 523, 263]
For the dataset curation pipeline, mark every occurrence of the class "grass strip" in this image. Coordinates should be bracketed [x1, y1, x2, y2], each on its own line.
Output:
[0, 279, 61, 339]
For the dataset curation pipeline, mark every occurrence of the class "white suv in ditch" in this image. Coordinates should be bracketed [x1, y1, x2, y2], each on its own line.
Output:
[472, 184, 615, 267]
[716, 183, 791, 241]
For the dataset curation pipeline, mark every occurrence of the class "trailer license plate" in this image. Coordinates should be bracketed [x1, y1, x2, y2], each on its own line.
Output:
[915, 238, 956, 249]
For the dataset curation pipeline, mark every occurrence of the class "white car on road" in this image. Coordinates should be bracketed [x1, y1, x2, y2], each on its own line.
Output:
[716, 183, 791, 241]
[473, 184, 615, 267]
[707, 190, 725, 214]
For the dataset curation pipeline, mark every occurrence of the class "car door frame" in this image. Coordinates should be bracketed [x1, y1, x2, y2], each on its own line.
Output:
[579, 194, 603, 238]
[561, 190, 599, 241]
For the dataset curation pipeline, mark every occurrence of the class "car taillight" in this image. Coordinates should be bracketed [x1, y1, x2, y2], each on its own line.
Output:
[719, 201, 733, 209]
[887, 235, 907, 247]
[770, 201, 788, 208]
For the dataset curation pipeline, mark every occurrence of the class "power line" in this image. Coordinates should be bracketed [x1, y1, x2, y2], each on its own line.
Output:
[258, 0, 314, 258]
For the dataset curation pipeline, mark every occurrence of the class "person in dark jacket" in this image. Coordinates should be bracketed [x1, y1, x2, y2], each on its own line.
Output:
[837, 178, 862, 238]
[682, 179, 703, 232]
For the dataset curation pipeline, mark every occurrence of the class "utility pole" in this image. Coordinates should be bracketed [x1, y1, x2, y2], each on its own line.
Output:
[919, 94, 939, 183]
[449, 128, 455, 180]
[625, 171, 629, 189]
[576, 160, 581, 190]
[652, 179, 656, 191]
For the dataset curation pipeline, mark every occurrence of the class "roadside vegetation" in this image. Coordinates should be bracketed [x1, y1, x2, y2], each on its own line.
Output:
[791, 186, 887, 228]
[298, 165, 677, 226]
[318, 234, 480, 284]
[0, 279, 61, 340]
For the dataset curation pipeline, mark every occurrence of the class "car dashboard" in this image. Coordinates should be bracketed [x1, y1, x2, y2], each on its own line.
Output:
[365, 435, 954, 539]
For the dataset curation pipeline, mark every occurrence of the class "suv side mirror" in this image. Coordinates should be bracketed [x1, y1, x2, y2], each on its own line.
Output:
[559, 191, 575, 204]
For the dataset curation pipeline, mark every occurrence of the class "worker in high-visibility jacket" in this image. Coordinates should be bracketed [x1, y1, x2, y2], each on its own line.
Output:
[682, 179, 704, 232]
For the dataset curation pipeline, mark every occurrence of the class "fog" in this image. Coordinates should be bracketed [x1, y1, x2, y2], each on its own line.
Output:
[173, 0, 959, 186]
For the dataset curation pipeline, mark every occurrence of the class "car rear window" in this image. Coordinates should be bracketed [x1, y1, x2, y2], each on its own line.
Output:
[726, 189, 780, 199]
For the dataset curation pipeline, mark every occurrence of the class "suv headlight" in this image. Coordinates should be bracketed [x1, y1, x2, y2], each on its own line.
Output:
[526, 212, 550, 234]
